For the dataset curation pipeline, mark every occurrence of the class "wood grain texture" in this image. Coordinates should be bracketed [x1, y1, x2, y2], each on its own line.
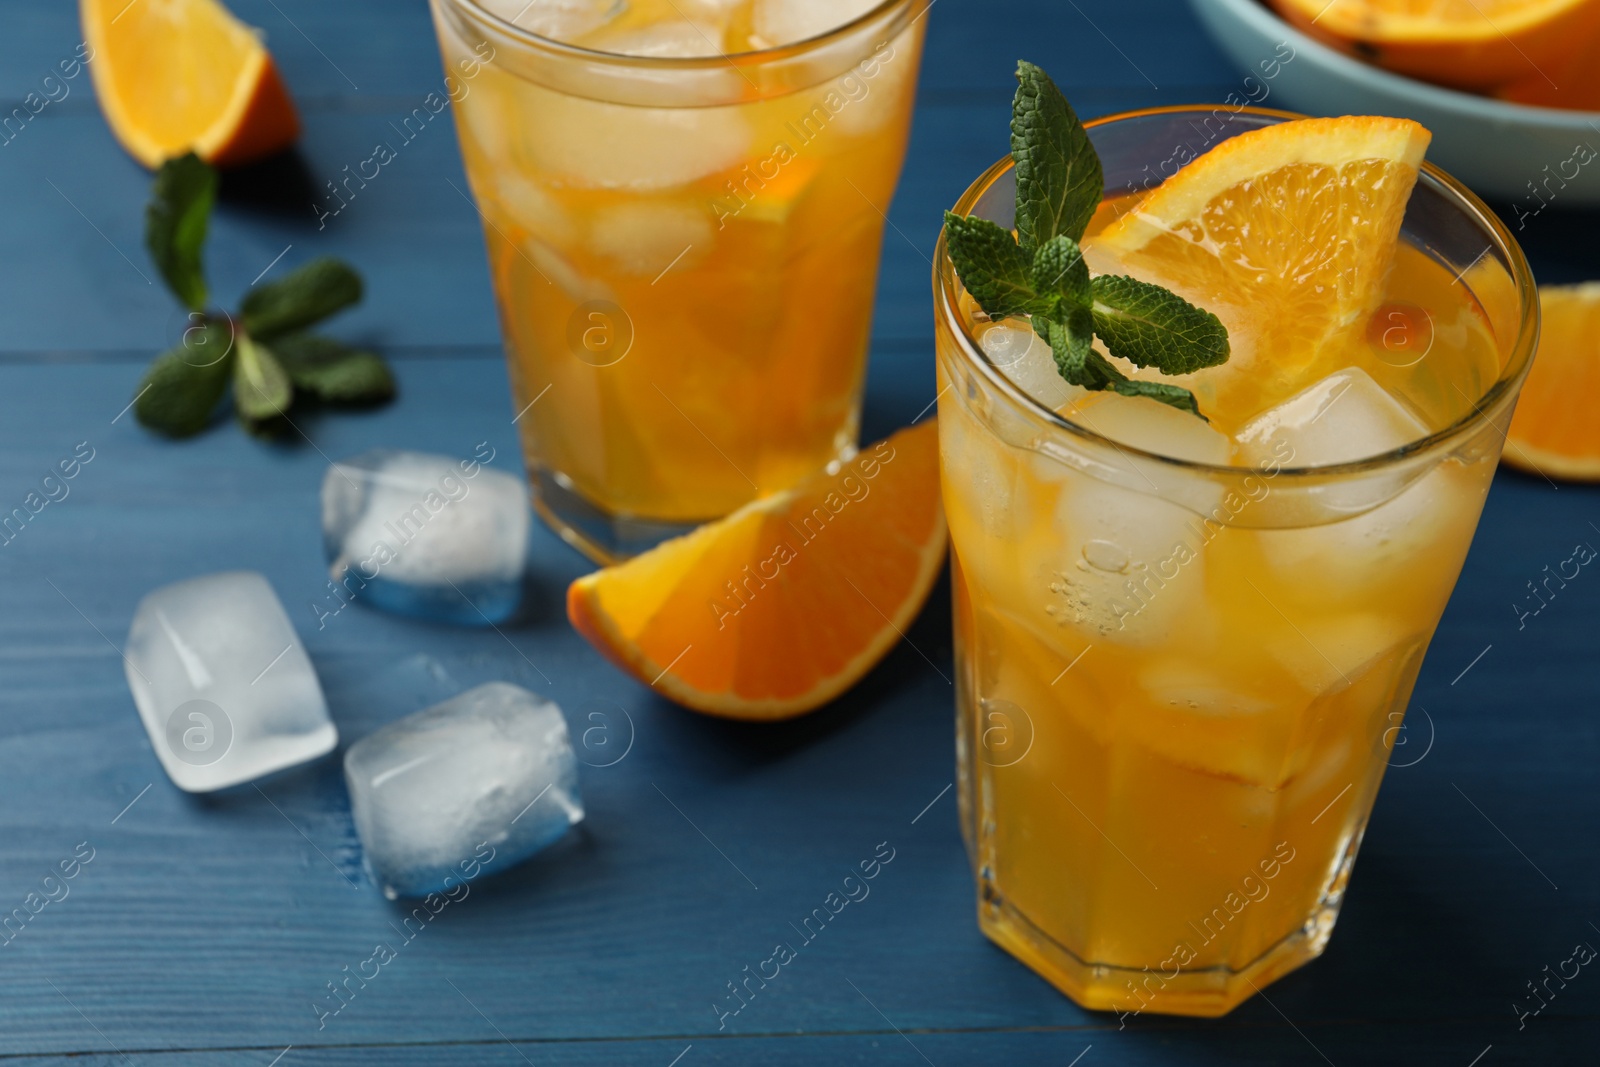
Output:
[1, 0, 1598, 1062]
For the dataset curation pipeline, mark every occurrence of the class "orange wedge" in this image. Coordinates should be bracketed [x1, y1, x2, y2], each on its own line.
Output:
[1269, 0, 1600, 93]
[568, 421, 947, 720]
[1091, 115, 1430, 422]
[1505, 284, 1600, 480]
[82, 0, 299, 168]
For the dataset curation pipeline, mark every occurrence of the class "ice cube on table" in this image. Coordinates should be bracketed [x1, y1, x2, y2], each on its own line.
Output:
[477, 0, 626, 41]
[979, 319, 1083, 413]
[321, 451, 530, 626]
[1234, 367, 1428, 469]
[125, 572, 336, 793]
[344, 683, 583, 899]
[753, 0, 880, 46]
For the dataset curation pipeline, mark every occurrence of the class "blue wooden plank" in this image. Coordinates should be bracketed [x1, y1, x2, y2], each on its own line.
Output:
[2, 0, 1600, 1061]
[0, 358, 1597, 1064]
[0, 1022, 1591, 1066]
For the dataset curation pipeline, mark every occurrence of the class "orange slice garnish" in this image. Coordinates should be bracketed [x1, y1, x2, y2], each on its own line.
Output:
[82, 0, 300, 168]
[568, 421, 947, 720]
[1090, 115, 1430, 423]
[1269, 0, 1600, 92]
[1505, 284, 1600, 481]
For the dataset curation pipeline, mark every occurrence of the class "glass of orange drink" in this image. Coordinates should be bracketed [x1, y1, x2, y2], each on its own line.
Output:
[428, 0, 929, 561]
[935, 104, 1537, 1016]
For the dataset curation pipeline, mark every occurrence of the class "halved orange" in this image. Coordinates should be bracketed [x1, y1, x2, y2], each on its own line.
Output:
[82, 0, 300, 168]
[1269, 0, 1600, 93]
[1091, 115, 1430, 424]
[568, 421, 947, 720]
[1497, 20, 1600, 110]
[1505, 284, 1600, 480]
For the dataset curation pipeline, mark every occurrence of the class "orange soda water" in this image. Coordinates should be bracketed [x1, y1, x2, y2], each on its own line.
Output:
[432, 0, 928, 554]
[938, 188, 1518, 1015]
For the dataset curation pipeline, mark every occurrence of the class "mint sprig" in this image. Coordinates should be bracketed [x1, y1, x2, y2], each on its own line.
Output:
[944, 61, 1229, 419]
[145, 154, 215, 313]
[133, 153, 395, 438]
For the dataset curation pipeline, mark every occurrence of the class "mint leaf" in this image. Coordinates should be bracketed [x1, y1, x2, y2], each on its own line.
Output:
[1037, 315, 1204, 417]
[938, 59, 1231, 421]
[133, 320, 234, 436]
[1031, 235, 1090, 308]
[233, 334, 293, 420]
[240, 258, 362, 341]
[271, 334, 395, 404]
[943, 212, 1050, 319]
[1090, 274, 1230, 374]
[1011, 60, 1102, 251]
[1035, 307, 1104, 387]
[145, 153, 216, 312]
[1108, 379, 1205, 419]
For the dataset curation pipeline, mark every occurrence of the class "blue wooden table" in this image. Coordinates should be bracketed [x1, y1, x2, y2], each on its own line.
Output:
[2, 0, 1597, 1063]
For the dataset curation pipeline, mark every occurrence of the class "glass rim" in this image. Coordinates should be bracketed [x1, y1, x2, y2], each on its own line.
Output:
[441, 0, 920, 67]
[933, 103, 1541, 480]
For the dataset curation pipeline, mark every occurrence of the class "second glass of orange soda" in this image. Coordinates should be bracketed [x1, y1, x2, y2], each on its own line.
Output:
[430, 0, 930, 561]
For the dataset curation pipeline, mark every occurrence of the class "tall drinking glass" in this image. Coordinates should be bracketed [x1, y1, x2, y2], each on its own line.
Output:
[430, 0, 929, 561]
[934, 107, 1537, 1016]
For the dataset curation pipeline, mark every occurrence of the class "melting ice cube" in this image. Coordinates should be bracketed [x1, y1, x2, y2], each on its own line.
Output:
[590, 19, 729, 56]
[1234, 366, 1427, 469]
[478, 0, 626, 42]
[980, 319, 1083, 412]
[344, 683, 583, 899]
[1047, 393, 1232, 644]
[521, 91, 753, 191]
[590, 199, 713, 276]
[1068, 390, 1234, 465]
[1235, 369, 1482, 601]
[125, 572, 336, 792]
[752, 0, 881, 46]
[321, 450, 530, 626]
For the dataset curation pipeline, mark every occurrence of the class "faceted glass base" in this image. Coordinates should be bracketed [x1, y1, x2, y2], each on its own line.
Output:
[530, 468, 707, 566]
[976, 824, 1366, 1019]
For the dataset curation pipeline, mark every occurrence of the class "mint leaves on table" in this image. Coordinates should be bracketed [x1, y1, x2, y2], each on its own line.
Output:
[943, 61, 1229, 419]
[134, 153, 394, 438]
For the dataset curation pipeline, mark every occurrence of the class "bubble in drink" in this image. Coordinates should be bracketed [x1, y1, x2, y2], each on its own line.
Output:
[125, 571, 336, 792]
[344, 683, 584, 899]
